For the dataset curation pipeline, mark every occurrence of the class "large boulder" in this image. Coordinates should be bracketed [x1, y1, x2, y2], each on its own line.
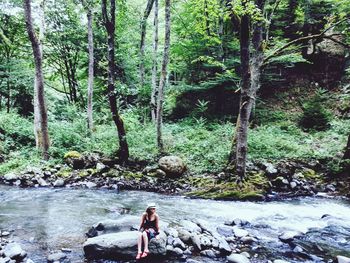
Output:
[3, 242, 27, 261]
[83, 231, 166, 260]
[227, 253, 250, 263]
[158, 156, 186, 178]
[87, 216, 140, 237]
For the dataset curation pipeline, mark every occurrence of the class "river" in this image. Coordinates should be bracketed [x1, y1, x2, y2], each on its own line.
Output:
[1, 185, 350, 262]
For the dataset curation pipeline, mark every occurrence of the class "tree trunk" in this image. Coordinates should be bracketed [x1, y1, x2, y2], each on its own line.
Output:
[6, 73, 10, 113]
[34, 0, 45, 149]
[24, 0, 50, 160]
[102, 0, 129, 163]
[150, 0, 159, 122]
[139, 0, 155, 91]
[87, 9, 94, 131]
[344, 134, 350, 160]
[156, 0, 171, 153]
[231, 0, 265, 180]
[218, 0, 225, 62]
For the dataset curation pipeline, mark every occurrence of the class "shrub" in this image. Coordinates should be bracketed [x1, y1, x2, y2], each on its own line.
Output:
[299, 90, 332, 131]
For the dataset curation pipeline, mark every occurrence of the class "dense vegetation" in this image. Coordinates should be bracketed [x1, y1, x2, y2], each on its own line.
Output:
[0, 0, 349, 178]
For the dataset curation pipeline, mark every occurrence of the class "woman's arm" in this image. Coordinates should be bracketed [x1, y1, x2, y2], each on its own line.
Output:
[155, 214, 160, 234]
[139, 213, 146, 232]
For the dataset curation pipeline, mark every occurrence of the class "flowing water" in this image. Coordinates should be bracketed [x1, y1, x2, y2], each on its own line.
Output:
[0, 185, 350, 263]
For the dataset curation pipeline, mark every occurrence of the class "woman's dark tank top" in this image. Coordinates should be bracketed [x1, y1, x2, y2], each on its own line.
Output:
[144, 217, 156, 230]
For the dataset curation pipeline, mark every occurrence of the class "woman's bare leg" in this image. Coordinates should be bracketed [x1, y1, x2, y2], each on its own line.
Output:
[142, 231, 149, 252]
[137, 232, 143, 253]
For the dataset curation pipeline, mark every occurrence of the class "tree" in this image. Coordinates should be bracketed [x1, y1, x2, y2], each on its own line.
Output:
[139, 0, 155, 91]
[230, 0, 350, 180]
[23, 0, 50, 160]
[150, 0, 159, 122]
[101, 0, 129, 162]
[81, 0, 95, 131]
[344, 134, 350, 160]
[156, 0, 171, 153]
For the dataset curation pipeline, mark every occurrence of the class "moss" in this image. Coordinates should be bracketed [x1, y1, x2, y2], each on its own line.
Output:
[78, 170, 90, 177]
[186, 189, 264, 201]
[64, 151, 81, 159]
[122, 171, 143, 179]
[56, 168, 73, 178]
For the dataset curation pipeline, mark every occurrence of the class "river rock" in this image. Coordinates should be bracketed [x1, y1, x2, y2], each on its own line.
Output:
[200, 249, 216, 258]
[217, 225, 233, 237]
[3, 242, 27, 261]
[0, 258, 11, 263]
[218, 238, 232, 254]
[227, 253, 250, 263]
[190, 233, 201, 251]
[158, 156, 186, 177]
[273, 260, 290, 263]
[96, 162, 109, 173]
[233, 226, 248, 238]
[278, 231, 303, 243]
[47, 252, 67, 262]
[186, 259, 201, 263]
[91, 216, 140, 234]
[53, 179, 65, 187]
[200, 235, 211, 247]
[241, 236, 256, 244]
[179, 220, 201, 233]
[337, 255, 350, 263]
[173, 238, 186, 250]
[84, 231, 166, 260]
[3, 173, 19, 181]
[85, 182, 97, 189]
[166, 246, 183, 257]
[178, 229, 191, 243]
[164, 227, 178, 238]
[263, 162, 278, 175]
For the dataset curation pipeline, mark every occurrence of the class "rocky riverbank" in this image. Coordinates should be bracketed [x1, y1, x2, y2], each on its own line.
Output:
[0, 152, 347, 201]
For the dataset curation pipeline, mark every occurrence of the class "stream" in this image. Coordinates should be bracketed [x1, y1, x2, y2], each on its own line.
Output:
[1, 185, 350, 263]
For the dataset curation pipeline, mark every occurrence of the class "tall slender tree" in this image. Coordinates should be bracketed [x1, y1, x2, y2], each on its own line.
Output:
[150, 0, 159, 122]
[24, 0, 50, 160]
[101, 0, 129, 162]
[156, 0, 171, 152]
[81, 0, 95, 131]
[139, 0, 155, 91]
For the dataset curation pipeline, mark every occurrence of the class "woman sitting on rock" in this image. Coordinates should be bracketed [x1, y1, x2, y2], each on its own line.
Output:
[136, 203, 160, 259]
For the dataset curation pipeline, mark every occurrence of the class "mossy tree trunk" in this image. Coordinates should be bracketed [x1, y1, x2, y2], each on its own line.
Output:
[151, 0, 159, 122]
[24, 0, 50, 160]
[156, 0, 171, 153]
[344, 134, 350, 160]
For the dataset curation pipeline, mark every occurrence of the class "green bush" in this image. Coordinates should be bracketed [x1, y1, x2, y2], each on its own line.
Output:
[299, 91, 332, 131]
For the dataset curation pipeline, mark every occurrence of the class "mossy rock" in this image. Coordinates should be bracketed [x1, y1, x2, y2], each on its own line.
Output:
[56, 168, 73, 178]
[64, 151, 82, 159]
[187, 189, 265, 201]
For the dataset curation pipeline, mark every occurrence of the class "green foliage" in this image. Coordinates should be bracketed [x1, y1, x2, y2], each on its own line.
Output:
[299, 90, 333, 131]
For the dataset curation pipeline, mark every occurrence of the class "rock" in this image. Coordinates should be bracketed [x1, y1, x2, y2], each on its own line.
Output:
[227, 253, 250, 263]
[0, 231, 10, 237]
[278, 231, 303, 243]
[264, 162, 278, 175]
[217, 225, 233, 237]
[158, 156, 186, 178]
[200, 235, 211, 247]
[167, 246, 183, 257]
[156, 169, 167, 177]
[85, 182, 97, 189]
[96, 163, 109, 173]
[240, 236, 256, 244]
[337, 255, 350, 263]
[64, 151, 85, 169]
[164, 227, 178, 238]
[47, 252, 67, 263]
[190, 233, 201, 251]
[25, 259, 35, 263]
[178, 229, 191, 243]
[290, 181, 297, 189]
[36, 177, 49, 187]
[179, 220, 201, 233]
[326, 184, 336, 192]
[84, 231, 166, 260]
[186, 259, 201, 263]
[273, 260, 290, 263]
[0, 258, 11, 263]
[53, 179, 65, 187]
[200, 249, 216, 258]
[293, 245, 303, 253]
[232, 226, 248, 238]
[218, 238, 232, 254]
[241, 252, 250, 258]
[91, 216, 140, 234]
[3, 173, 19, 181]
[173, 238, 186, 250]
[3, 242, 27, 261]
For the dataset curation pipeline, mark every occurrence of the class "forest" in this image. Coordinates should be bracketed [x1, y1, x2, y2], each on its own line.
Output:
[0, 0, 350, 262]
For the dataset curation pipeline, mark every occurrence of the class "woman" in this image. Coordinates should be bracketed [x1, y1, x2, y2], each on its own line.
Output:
[136, 203, 160, 259]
